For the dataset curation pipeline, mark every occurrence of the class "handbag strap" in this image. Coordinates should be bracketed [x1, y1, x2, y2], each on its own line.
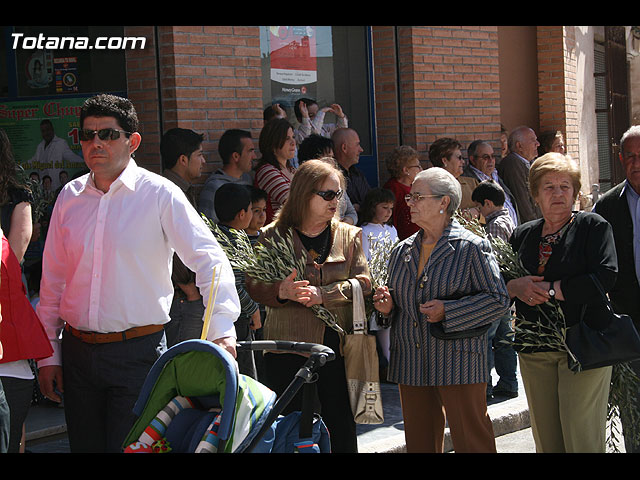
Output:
[580, 273, 615, 320]
[348, 278, 367, 334]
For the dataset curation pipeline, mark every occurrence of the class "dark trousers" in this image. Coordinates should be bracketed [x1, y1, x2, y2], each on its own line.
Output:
[0, 379, 9, 453]
[164, 295, 205, 348]
[61, 329, 165, 453]
[263, 328, 357, 453]
[0, 375, 34, 452]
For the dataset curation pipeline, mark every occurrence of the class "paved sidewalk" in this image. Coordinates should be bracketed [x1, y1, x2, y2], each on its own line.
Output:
[25, 364, 529, 453]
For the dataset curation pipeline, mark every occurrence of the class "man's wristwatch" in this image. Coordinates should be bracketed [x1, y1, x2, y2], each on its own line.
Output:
[548, 281, 556, 298]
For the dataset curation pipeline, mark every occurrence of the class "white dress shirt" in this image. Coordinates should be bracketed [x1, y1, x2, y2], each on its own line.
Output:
[36, 158, 240, 367]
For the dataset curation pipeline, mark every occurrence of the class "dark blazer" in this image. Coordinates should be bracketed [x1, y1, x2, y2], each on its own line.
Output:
[593, 181, 640, 329]
[497, 152, 541, 223]
[509, 211, 618, 352]
[461, 164, 520, 224]
[386, 220, 510, 386]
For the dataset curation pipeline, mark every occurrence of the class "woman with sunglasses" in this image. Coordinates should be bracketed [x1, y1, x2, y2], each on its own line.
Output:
[372, 167, 510, 453]
[246, 159, 371, 453]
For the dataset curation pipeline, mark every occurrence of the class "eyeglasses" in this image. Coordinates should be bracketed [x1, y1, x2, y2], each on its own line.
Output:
[404, 193, 442, 203]
[315, 189, 343, 201]
[406, 164, 422, 170]
[79, 128, 132, 142]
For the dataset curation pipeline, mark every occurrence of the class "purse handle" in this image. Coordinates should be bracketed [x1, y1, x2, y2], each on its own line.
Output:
[579, 273, 615, 321]
[348, 278, 367, 334]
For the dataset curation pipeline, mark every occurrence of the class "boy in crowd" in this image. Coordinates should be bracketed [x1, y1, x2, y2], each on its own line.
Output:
[471, 180, 519, 400]
[246, 187, 268, 245]
[472, 180, 515, 243]
[214, 183, 261, 379]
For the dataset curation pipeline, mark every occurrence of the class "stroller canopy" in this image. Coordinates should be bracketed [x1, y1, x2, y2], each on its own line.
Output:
[123, 340, 277, 453]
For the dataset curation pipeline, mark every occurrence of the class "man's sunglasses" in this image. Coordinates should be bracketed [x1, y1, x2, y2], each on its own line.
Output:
[315, 189, 343, 201]
[79, 128, 132, 142]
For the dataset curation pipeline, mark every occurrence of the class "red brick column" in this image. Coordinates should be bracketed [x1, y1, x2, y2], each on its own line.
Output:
[124, 26, 162, 172]
[537, 26, 579, 162]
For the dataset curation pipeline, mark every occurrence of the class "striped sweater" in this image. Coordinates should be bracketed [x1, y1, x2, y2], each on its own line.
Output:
[386, 220, 510, 386]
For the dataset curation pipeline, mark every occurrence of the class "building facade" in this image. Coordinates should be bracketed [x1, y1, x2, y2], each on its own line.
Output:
[1, 25, 635, 199]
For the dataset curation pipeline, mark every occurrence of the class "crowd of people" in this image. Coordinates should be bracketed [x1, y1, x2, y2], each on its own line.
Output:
[1, 91, 640, 455]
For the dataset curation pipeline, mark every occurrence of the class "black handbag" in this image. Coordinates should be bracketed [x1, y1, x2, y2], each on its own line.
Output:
[565, 273, 640, 372]
[427, 291, 492, 340]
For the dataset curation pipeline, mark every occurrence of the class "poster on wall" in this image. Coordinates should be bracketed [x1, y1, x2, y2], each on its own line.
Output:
[269, 26, 318, 106]
[0, 97, 87, 189]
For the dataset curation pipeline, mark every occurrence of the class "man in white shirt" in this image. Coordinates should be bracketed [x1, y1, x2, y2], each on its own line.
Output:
[29, 119, 84, 190]
[36, 94, 240, 452]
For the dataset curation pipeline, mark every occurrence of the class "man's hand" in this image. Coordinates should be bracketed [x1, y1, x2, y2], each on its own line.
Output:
[38, 365, 64, 403]
[213, 336, 237, 359]
[250, 309, 262, 330]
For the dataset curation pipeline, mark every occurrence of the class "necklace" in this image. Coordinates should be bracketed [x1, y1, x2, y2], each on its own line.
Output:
[418, 241, 436, 289]
[298, 222, 329, 238]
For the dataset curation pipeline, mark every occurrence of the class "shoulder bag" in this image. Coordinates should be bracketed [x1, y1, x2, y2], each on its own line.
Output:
[565, 273, 640, 372]
[342, 278, 384, 424]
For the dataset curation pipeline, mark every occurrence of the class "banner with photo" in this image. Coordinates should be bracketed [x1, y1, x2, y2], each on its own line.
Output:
[0, 97, 88, 188]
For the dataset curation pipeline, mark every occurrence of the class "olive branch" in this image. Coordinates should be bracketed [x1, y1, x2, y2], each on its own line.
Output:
[203, 215, 345, 336]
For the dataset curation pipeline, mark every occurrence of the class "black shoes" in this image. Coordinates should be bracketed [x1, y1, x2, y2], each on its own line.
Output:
[492, 387, 518, 399]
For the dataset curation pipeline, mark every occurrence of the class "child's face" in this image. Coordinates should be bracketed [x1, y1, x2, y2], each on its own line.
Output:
[476, 200, 496, 219]
[373, 202, 394, 225]
[247, 199, 267, 232]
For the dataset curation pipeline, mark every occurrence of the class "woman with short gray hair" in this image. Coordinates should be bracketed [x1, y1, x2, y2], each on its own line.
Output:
[373, 166, 510, 453]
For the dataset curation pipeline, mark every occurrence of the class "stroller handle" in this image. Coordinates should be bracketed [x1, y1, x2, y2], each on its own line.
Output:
[236, 340, 335, 363]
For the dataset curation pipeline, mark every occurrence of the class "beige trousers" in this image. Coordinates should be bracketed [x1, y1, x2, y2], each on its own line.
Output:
[519, 351, 612, 453]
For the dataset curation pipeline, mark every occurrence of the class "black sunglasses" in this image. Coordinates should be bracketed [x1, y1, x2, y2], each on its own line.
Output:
[315, 189, 343, 201]
[79, 128, 132, 142]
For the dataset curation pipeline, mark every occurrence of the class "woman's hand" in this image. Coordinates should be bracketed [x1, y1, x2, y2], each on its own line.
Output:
[506, 275, 550, 306]
[373, 286, 393, 315]
[420, 300, 445, 323]
[278, 269, 313, 304]
[302, 286, 323, 307]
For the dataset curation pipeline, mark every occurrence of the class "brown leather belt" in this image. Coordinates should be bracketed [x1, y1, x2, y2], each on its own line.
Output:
[64, 323, 164, 344]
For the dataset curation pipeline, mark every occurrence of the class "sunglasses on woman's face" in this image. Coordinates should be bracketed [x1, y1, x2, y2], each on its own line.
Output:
[315, 189, 343, 201]
[79, 128, 132, 142]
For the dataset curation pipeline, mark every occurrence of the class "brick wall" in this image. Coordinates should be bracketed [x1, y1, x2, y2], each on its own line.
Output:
[125, 26, 263, 180]
[371, 26, 401, 182]
[124, 26, 162, 173]
[536, 26, 579, 163]
[394, 26, 502, 167]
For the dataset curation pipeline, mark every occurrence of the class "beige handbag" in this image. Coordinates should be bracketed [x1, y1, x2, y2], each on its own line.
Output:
[342, 278, 384, 424]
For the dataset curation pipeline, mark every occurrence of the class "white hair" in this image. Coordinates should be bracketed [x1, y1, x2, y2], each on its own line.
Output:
[414, 167, 462, 217]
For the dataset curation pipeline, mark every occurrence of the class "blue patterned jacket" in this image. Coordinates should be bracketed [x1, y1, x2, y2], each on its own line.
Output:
[386, 219, 510, 386]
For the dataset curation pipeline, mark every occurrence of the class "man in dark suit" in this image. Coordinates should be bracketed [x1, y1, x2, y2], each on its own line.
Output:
[497, 126, 541, 223]
[463, 140, 519, 227]
[593, 125, 640, 453]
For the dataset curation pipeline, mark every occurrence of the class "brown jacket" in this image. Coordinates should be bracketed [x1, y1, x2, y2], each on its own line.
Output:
[246, 219, 371, 347]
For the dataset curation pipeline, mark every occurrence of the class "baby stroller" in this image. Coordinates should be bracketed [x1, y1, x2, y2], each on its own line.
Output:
[122, 339, 334, 453]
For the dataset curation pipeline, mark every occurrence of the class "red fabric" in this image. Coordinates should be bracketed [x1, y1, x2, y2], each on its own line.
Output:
[0, 235, 53, 363]
[383, 177, 420, 241]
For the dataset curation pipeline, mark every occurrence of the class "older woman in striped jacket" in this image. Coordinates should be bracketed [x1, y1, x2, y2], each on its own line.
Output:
[374, 167, 510, 453]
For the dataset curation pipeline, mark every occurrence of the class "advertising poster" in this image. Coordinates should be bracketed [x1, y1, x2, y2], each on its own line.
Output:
[269, 26, 317, 103]
[0, 97, 87, 188]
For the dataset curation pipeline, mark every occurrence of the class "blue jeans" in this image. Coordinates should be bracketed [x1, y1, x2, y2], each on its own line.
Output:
[487, 315, 518, 394]
[61, 328, 166, 452]
[165, 295, 205, 347]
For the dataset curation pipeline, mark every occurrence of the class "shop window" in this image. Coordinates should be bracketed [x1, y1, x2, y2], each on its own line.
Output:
[259, 26, 377, 182]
